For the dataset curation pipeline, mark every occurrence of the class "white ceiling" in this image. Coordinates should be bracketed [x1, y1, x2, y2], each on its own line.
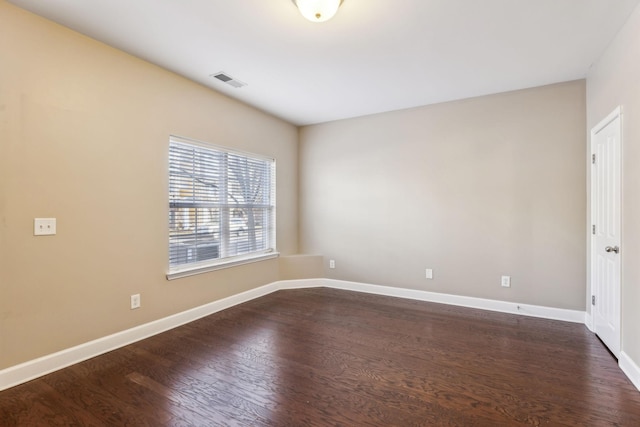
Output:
[9, 0, 640, 125]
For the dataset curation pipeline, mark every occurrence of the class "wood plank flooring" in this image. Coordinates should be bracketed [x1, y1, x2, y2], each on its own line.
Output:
[1, 287, 640, 426]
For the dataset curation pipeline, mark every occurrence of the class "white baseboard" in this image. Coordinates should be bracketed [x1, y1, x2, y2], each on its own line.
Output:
[0, 277, 611, 392]
[620, 352, 640, 391]
[322, 279, 586, 323]
[0, 281, 282, 391]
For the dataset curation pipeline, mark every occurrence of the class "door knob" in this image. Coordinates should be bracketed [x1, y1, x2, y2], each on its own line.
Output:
[605, 246, 620, 254]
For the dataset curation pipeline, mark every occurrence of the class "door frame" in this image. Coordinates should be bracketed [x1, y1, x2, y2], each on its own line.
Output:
[587, 106, 622, 357]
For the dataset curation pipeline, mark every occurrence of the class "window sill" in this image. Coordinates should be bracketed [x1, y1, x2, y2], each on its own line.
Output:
[166, 252, 280, 281]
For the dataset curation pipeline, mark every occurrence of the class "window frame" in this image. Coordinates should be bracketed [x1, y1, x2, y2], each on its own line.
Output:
[166, 135, 277, 280]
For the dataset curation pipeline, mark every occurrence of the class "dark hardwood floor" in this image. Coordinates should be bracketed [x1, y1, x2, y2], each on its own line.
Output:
[1, 287, 639, 426]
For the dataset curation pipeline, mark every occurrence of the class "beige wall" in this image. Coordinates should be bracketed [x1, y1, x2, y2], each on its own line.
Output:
[279, 255, 324, 280]
[299, 81, 586, 310]
[0, 2, 298, 369]
[587, 3, 640, 366]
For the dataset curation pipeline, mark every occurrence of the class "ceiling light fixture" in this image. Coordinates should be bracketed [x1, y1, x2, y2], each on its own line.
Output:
[292, 0, 344, 23]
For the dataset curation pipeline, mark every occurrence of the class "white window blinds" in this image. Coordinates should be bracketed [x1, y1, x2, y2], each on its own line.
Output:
[168, 136, 276, 276]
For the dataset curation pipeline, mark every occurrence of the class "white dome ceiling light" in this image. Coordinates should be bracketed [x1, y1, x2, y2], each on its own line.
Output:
[292, 0, 344, 23]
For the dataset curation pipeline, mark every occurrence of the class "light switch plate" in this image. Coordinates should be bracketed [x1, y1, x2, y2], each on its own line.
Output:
[34, 218, 56, 236]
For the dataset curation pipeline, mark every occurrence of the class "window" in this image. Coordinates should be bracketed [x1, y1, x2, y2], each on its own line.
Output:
[168, 135, 276, 279]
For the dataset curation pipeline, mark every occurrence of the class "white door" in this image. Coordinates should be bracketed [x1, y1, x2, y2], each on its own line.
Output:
[591, 107, 622, 358]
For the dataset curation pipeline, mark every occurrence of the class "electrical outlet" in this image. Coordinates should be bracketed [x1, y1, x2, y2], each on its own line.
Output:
[329, 259, 336, 269]
[501, 276, 511, 288]
[130, 294, 141, 309]
[425, 268, 433, 279]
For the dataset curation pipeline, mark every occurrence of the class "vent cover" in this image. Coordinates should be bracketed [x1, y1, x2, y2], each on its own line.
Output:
[210, 72, 247, 89]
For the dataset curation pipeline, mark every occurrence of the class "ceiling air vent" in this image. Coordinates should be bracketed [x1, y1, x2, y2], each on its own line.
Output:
[210, 72, 247, 89]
